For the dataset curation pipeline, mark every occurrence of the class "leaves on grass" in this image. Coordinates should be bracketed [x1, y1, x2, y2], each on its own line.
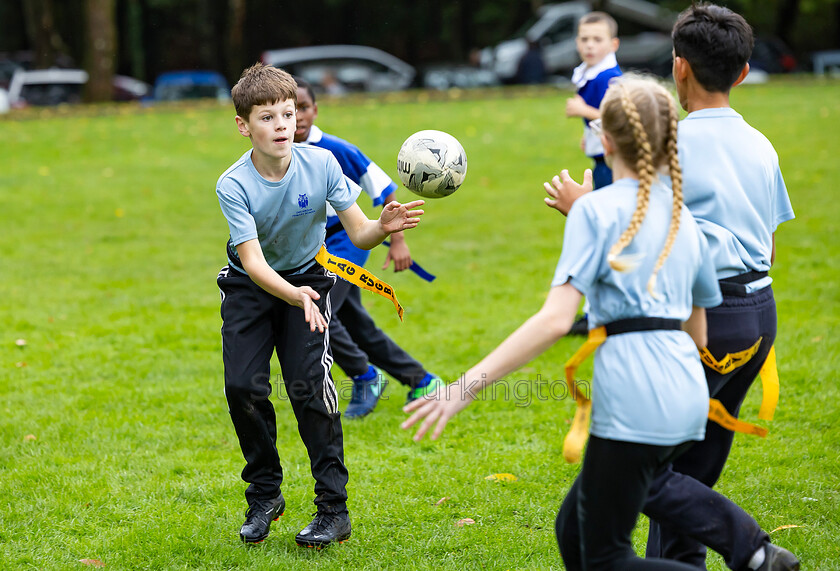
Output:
[485, 473, 518, 482]
[15, 362, 27, 368]
[771, 524, 803, 533]
[23, 434, 36, 442]
[78, 559, 105, 567]
[455, 518, 475, 526]
[434, 496, 450, 506]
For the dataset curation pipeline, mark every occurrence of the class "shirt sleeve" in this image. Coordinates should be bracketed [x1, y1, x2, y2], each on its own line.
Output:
[691, 228, 723, 308]
[364, 161, 399, 206]
[216, 180, 258, 246]
[326, 154, 362, 211]
[551, 198, 605, 296]
[770, 160, 795, 231]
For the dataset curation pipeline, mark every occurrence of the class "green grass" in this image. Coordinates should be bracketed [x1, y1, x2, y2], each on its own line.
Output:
[1, 78, 838, 569]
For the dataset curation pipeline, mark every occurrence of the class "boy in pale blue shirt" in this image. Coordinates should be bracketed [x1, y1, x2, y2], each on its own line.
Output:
[543, 5, 798, 570]
[646, 6, 797, 570]
[215, 63, 424, 548]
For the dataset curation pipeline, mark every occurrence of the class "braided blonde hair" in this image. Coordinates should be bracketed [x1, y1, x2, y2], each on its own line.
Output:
[600, 77, 683, 296]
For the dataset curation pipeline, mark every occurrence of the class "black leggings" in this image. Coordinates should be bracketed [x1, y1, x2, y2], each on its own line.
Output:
[556, 436, 698, 571]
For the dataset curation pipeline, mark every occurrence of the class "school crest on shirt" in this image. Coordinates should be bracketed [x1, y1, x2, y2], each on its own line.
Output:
[293, 192, 315, 217]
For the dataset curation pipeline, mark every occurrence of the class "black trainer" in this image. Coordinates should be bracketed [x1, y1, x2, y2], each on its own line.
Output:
[756, 542, 800, 571]
[239, 492, 285, 543]
[295, 510, 351, 548]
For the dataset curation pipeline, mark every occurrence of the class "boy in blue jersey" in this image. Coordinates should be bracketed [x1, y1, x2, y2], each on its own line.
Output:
[293, 78, 443, 418]
[566, 11, 622, 191]
[215, 63, 424, 547]
[565, 11, 623, 335]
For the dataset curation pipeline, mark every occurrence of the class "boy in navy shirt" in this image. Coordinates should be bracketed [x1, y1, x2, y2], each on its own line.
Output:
[293, 78, 443, 418]
[215, 63, 424, 547]
[566, 11, 622, 190]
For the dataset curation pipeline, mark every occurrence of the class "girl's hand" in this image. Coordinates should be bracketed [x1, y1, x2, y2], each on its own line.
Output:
[544, 169, 593, 216]
[401, 380, 475, 441]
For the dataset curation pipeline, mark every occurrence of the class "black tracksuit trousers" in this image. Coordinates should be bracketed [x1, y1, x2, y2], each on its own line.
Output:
[218, 263, 348, 511]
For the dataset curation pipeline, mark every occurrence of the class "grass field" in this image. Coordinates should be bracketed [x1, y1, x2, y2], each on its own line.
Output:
[1, 78, 839, 570]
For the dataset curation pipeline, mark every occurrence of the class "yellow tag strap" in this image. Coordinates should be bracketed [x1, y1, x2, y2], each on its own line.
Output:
[562, 326, 606, 463]
[758, 345, 779, 421]
[699, 337, 762, 374]
[708, 399, 768, 437]
[563, 401, 592, 464]
[564, 326, 606, 404]
[315, 245, 404, 321]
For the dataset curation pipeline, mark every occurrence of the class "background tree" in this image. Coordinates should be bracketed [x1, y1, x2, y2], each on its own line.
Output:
[84, 0, 117, 102]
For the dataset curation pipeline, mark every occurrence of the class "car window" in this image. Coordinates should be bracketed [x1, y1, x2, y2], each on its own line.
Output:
[544, 17, 576, 44]
[20, 82, 84, 106]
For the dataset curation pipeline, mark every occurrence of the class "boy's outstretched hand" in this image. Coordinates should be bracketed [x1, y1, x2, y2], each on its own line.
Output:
[544, 169, 593, 216]
[401, 380, 474, 441]
[379, 200, 425, 234]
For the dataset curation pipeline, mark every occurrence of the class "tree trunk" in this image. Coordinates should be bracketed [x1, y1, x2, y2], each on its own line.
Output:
[775, 0, 801, 49]
[227, 0, 247, 82]
[22, 0, 67, 68]
[84, 0, 116, 102]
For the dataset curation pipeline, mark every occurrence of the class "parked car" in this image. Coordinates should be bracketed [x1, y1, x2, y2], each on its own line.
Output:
[261, 45, 416, 94]
[480, 0, 676, 82]
[422, 65, 500, 90]
[7, 68, 150, 108]
[149, 70, 230, 102]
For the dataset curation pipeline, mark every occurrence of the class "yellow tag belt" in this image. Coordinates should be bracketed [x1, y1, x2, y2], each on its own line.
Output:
[562, 326, 778, 463]
[315, 245, 404, 321]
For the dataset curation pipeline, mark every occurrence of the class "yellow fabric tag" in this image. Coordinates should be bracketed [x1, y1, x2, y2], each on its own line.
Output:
[563, 400, 592, 464]
[699, 337, 762, 374]
[561, 326, 605, 463]
[708, 399, 768, 437]
[700, 338, 779, 423]
[315, 245, 404, 321]
[758, 345, 779, 421]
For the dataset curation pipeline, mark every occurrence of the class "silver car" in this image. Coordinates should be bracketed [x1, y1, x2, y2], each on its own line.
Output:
[261, 45, 416, 94]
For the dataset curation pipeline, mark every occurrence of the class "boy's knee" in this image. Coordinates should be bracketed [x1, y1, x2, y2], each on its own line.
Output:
[225, 372, 273, 402]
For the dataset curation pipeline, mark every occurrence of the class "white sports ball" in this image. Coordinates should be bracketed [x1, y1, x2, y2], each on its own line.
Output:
[397, 130, 467, 198]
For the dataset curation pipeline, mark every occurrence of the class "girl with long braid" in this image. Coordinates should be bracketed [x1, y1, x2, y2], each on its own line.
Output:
[402, 76, 721, 570]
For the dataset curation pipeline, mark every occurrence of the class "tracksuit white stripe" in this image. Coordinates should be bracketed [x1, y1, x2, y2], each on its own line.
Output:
[320, 271, 339, 414]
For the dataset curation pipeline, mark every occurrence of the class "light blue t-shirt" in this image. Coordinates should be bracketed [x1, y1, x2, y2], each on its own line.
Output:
[216, 145, 360, 272]
[679, 108, 794, 280]
[552, 179, 722, 446]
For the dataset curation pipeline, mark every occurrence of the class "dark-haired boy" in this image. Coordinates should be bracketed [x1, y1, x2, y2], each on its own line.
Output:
[215, 63, 424, 547]
[543, 5, 799, 569]
[644, 4, 797, 570]
[293, 77, 443, 418]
